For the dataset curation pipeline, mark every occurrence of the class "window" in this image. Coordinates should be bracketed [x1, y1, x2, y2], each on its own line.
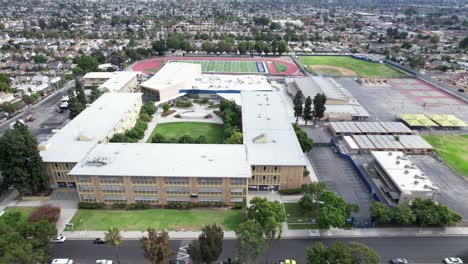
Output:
[132, 177, 157, 184]
[263, 166, 266, 170]
[252, 166, 256, 171]
[103, 195, 127, 202]
[77, 176, 91, 182]
[57, 182, 67, 188]
[230, 178, 246, 185]
[252, 176, 255, 180]
[274, 166, 278, 171]
[80, 194, 96, 202]
[273, 176, 277, 181]
[262, 176, 266, 180]
[198, 178, 222, 185]
[133, 186, 157, 193]
[165, 177, 189, 185]
[78, 185, 94, 192]
[101, 185, 125, 192]
[100, 176, 123, 184]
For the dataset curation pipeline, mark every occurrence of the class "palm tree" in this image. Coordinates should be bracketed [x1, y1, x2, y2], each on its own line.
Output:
[105, 226, 122, 264]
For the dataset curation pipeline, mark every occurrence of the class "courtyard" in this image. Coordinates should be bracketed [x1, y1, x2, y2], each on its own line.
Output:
[147, 121, 224, 143]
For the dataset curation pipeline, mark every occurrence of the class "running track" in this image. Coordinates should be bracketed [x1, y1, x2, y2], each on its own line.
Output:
[131, 56, 301, 76]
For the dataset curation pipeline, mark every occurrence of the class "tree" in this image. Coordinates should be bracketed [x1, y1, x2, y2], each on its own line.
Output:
[303, 96, 312, 125]
[235, 220, 266, 264]
[226, 131, 243, 144]
[67, 89, 85, 119]
[306, 242, 328, 264]
[142, 101, 157, 116]
[1, 102, 19, 114]
[76, 55, 99, 73]
[188, 224, 224, 264]
[327, 242, 352, 263]
[162, 103, 170, 113]
[0, 73, 11, 84]
[0, 81, 12, 93]
[370, 202, 391, 224]
[292, 123, 313, 152]
[410, 198, 462, 226]
[299, 193, 314, 211]
[277, 40, 289, 55]
[293, 90, 304, 123]
[105, 227, 122, 264]
[247, 197, 285, 240]
[316, 191, 357, 229]
[152, 40, 166, 55]
[0, 123, 47, 195]
[348, 242, 380, 264]
[29, 205, 61, 223]
[140, 228, 172, 264]
[459, 36, 468, 50]
[303, 182, 327, 209]
[89, 86, 103, 103]
[75, 79, 87, 105]
[312, 93, 327, 125]
[390, 205, 415, 225]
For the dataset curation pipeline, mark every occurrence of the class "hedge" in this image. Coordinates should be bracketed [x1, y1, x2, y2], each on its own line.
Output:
[279, 187, 304, 195]
[78, 202, 105, 209]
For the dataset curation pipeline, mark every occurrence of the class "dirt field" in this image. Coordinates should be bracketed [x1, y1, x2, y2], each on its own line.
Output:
[308, 65, 357, 76]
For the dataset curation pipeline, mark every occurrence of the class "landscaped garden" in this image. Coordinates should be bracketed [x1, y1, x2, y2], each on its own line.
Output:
[147, 122, 224, 143]
[4, 206, 37, 218]
[422, 134, 468, 176]
[283, 202, 318, 230]
[69, 209, 244, 231]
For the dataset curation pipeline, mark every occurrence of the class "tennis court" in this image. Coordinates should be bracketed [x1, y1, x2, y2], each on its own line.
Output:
[174, 60, 261, 73]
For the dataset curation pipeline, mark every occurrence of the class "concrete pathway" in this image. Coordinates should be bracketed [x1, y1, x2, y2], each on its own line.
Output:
[63, 227, 468, 240]
[140, 113, 159, 143]
[0, 189, 19, 212]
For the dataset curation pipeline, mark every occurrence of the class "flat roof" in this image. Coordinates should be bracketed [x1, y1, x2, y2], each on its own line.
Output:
[140, 62, 201, 91]
[292, 77, 349, 101]
[191, 75, 272, 92]
[241, 91, 307, 166]
[69, 143, 251, 178]
[351, 135, 432, 150]
[372, 151, 439, 194]
[40, 93, 142, 163]
[330, 122, 413, 134]
[84, 71, 138, 92]
[343, 136, 359, 149]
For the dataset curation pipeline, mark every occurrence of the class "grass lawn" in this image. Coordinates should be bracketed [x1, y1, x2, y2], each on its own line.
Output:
[313, 68, 343, 76]
[299, 56, 407, 77]
[274, 62, 288, 73]
[3, 206, 37, 218]
[179, 60, 258, 73]
[283, 202, 319, 230]
[70, 209, 244, 231]
[147, 122, 224, 143]
[422, 134, 468, 176]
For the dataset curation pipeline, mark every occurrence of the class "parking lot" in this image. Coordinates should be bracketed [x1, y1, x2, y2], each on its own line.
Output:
[410, 155, 468, 219]
[335, 77, 468, 122]
[307, 147, 372, 223]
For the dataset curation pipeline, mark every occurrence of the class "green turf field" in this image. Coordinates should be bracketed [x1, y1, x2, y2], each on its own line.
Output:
[274, 62, 288, 73]
[148, 122, 224, 143]
[313, 68, 343, 76]
[422, 134, 468, 176]
[299, 56, 407, 77]
[70, 209, 243, 231]
[176, 60, 259, 73]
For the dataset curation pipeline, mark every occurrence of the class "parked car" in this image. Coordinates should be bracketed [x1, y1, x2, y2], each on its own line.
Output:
[25, 114, 34, 122]
[96, 260, 113, 264]
[444, 257, 463, 264]
[51, 259, 73, 264]
[51, 234, 66, 243]
[278, 260, 296, 264]
[391, 258, 409, 264]
[9, 119, 24, 129]
[93, 238, 105, 244]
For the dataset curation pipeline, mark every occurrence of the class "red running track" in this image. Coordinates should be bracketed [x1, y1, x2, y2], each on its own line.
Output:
[131, 56, 301, 76]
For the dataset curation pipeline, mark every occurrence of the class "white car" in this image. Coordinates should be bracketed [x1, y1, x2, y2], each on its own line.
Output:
[52, 235, 66, 243]
[96, 260, 113, 264]
[51, 259, 73, 264]
[444, 257, 463, 264]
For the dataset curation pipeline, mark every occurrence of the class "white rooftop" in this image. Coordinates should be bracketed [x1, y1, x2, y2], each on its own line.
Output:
[39, 93, 142, 163]
[372, 151, 439, 194]
[69, 143, 251, 178]
[191, 75, 272, 92]
[140, 62, 201, 91]
[84, 71, 138, 92]
[241, 91, 307, 166]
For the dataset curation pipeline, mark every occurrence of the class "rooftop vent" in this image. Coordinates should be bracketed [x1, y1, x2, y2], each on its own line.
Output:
[85, 157, 109, 167]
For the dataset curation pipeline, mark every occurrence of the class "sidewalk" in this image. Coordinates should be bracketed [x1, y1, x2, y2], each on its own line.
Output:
[63, 227, 468, 240]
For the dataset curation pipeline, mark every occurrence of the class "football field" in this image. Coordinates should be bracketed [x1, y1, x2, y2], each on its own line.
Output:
[174, 60, 260, 73]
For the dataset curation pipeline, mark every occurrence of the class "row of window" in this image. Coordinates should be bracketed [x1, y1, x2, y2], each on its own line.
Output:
[251, 175, 278, 181]
[252, 166, 279, 172]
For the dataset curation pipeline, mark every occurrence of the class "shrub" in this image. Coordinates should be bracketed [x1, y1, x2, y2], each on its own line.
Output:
[279, 187, 304, 195]
[232, 201, 246, 210]
[174, 114, 182, 118]
[78, 202, 105, 209]
[162, 103, 171, 113]
[151, 133, 166, 143]
[112, 203, 127, 209]
[29, 205, 61, 223]
[204, 113, 213, 119]
[128, 203, 150, 210]
[303, 168, 310, 177]
[142, 101, 157, 116]
[139, 112, 152, 123]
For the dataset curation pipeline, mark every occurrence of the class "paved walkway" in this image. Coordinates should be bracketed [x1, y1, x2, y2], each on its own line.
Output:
[63, 227, 468, 240]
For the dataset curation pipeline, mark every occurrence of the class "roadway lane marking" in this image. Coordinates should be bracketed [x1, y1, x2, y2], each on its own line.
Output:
[177, 244, 189, 261]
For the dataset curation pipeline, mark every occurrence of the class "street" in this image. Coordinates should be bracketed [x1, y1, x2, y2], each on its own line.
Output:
[0, 80, 74, 140]
[52, 237, 468, 264]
